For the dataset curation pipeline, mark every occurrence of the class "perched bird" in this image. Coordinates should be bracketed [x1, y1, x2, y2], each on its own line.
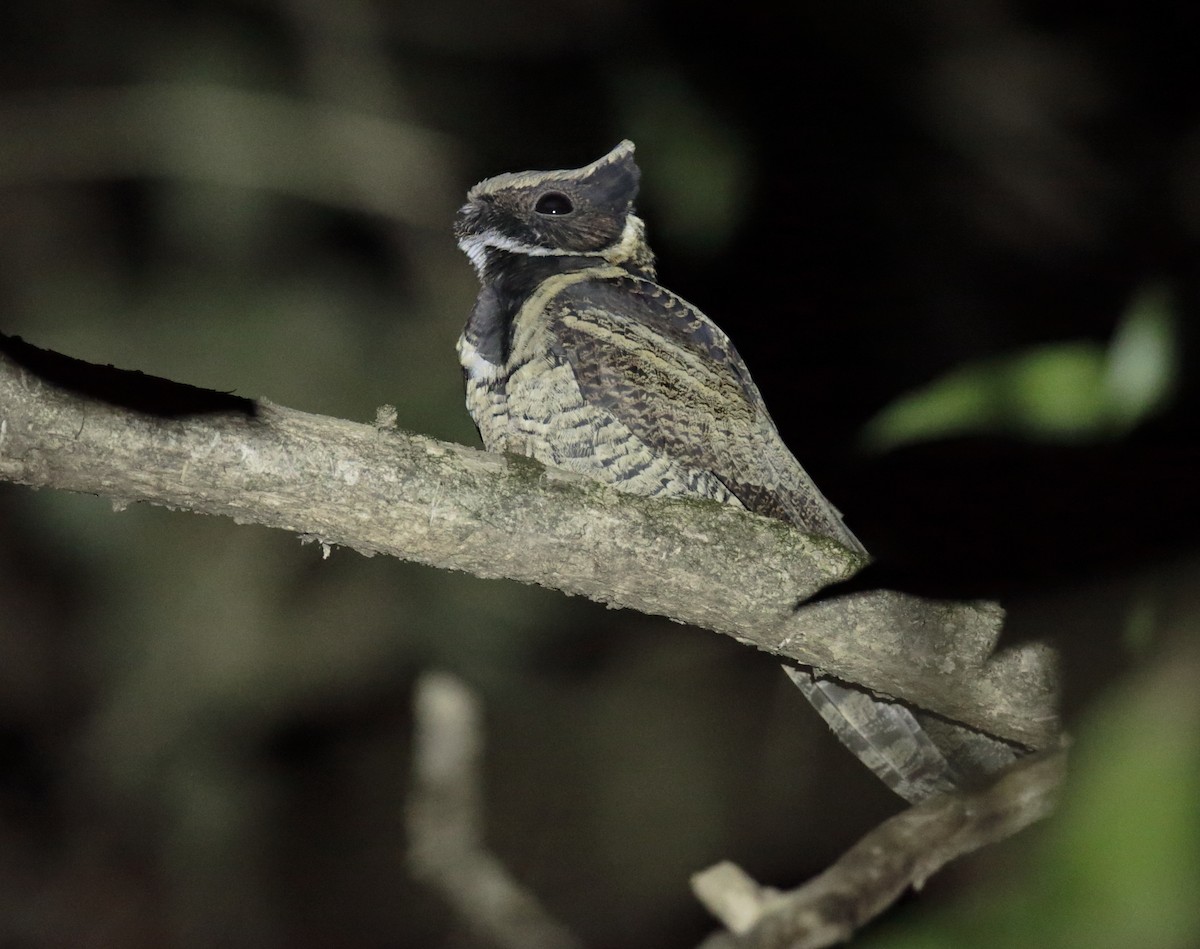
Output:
[454, 141, 1017, 802]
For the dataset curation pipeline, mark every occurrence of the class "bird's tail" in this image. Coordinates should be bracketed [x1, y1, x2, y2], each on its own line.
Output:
[783, 666, 1019, 803]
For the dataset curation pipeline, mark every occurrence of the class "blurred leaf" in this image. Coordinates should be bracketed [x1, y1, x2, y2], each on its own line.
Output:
[862, 286, 1179, 450]
[1104, 286, 1178, 428]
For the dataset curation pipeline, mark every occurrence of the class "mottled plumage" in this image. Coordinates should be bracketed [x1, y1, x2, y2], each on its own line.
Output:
[454, 141, 1016, 802]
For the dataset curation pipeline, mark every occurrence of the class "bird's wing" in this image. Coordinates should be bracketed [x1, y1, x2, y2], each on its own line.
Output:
[543, 272, 1017, 803]
[544, 273, 856, 545]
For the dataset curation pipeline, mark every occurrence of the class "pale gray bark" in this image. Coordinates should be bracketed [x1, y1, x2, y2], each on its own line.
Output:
[0, 347, 1057, 747]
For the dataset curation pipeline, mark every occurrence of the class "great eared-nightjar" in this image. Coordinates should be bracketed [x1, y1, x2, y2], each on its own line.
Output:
[453, 141, 1017, 802]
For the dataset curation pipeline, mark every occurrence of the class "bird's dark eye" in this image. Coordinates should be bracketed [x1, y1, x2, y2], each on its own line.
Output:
[534, 191, 574, 215]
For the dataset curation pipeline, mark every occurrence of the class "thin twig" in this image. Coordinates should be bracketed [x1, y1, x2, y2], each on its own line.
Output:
[692, 749, 1068, 949]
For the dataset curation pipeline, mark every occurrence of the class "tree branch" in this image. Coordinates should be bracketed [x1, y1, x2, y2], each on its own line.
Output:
[691, 749, 1067, 948]
[408, 671, 583, 949]
[0, 337, 1057, 747]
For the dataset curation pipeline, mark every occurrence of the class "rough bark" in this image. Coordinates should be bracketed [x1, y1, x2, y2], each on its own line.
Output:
[0, 339, 1058, 747]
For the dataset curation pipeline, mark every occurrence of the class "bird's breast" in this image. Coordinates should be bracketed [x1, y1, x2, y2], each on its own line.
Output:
[459, 268, 739, 504]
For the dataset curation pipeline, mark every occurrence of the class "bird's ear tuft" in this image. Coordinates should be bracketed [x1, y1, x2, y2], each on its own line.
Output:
[578, 141, 640, 212]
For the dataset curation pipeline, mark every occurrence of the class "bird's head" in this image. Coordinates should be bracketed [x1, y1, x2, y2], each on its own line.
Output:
[454, 140, 655, 281]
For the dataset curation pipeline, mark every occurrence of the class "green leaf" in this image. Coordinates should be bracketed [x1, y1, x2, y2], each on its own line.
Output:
[862, 286, 1178, 450]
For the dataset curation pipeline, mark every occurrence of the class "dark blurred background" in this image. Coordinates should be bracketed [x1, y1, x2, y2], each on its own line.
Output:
[2, 1, 1198, 947]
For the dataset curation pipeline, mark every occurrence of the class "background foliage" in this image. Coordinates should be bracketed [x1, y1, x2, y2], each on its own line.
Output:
[1, 1, 1197, 946]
